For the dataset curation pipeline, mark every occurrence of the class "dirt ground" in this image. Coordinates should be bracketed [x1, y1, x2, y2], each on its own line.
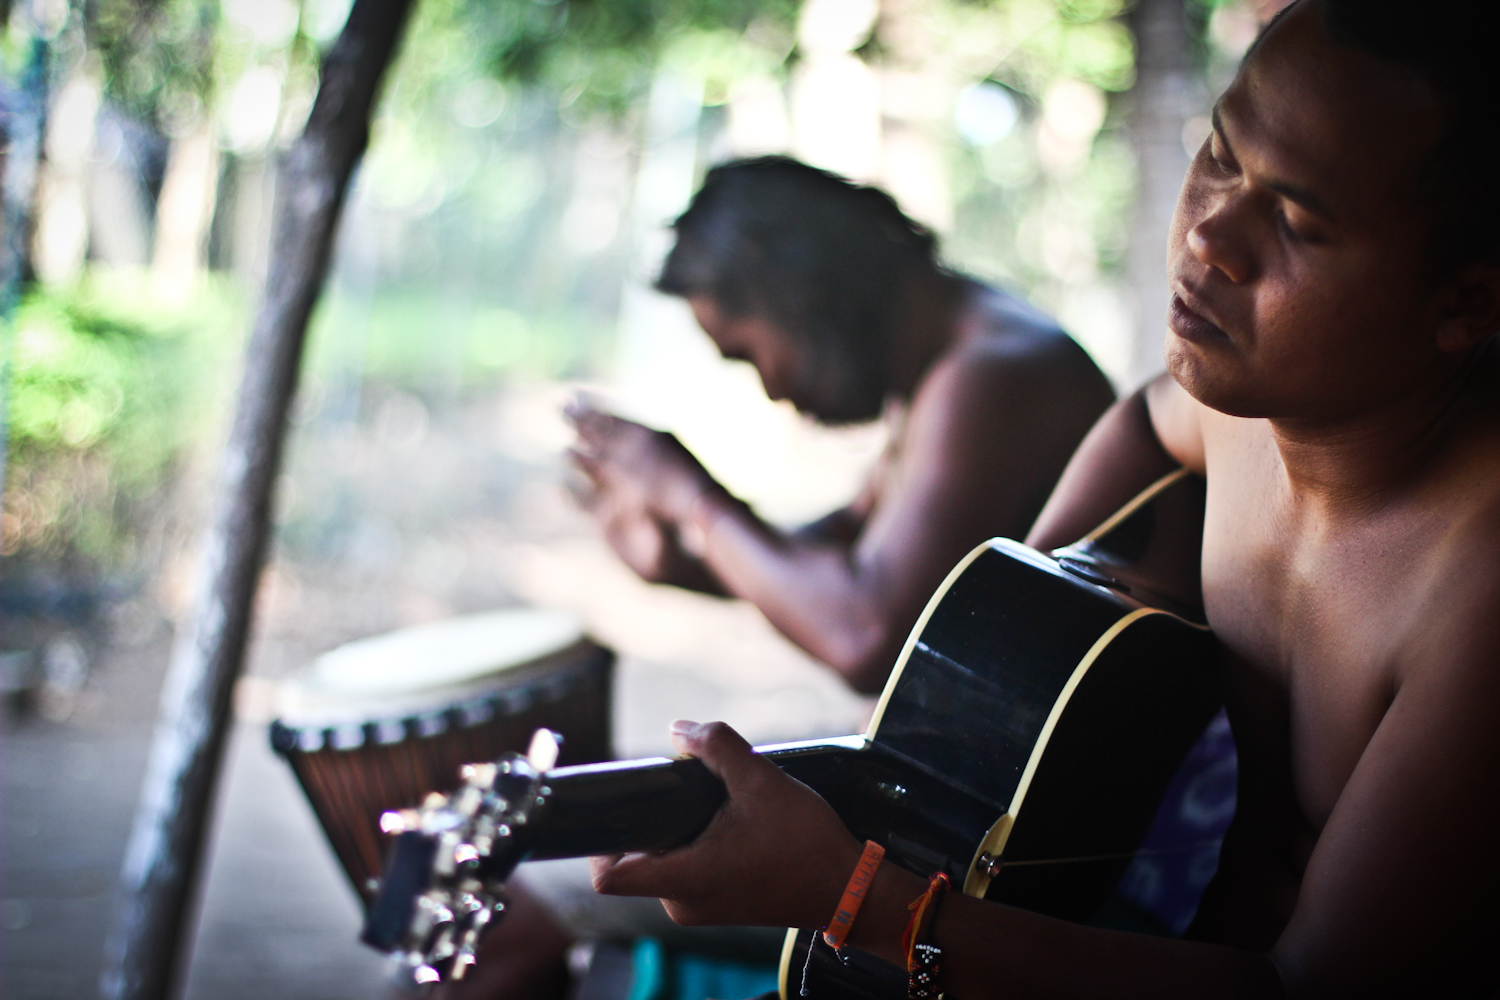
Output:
[1, 379, 877, 999]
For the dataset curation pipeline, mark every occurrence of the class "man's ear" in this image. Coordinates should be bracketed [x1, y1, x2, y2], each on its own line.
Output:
[1435, 261, 1500, 352]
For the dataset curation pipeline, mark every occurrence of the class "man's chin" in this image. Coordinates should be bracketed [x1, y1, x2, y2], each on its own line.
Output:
[810, 411, 882, 428]
[805, 398, 886, 427]
[1166, 350, 1280, 420]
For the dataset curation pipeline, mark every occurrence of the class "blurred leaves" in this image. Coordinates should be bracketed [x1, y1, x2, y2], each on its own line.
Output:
[3, 276, 243, 563]
[88, 0, 220, 131]
[473, 0, 797, 114]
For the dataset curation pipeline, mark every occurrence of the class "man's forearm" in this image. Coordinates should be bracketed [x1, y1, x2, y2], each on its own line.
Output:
[791, 505, 868, 547]
[690, 493, 899, 692]
[844, 860, 1286, 1000]
[653, 537, 731, 596]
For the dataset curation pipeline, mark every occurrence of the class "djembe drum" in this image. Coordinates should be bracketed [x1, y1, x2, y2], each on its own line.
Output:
[270, 608, 613, 904]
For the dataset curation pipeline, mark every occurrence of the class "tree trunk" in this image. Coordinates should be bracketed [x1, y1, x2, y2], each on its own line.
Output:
[1125, 0, 1194, 387]
[99, 2, 416, 998]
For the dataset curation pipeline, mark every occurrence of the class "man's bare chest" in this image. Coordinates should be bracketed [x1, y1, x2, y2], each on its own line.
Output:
[1199, 491, 1412, 829]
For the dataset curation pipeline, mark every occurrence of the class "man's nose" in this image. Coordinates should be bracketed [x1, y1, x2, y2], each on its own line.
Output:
[1187, 196, 1255, 285]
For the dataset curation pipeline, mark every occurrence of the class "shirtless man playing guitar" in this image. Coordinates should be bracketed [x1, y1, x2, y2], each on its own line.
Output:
[591, 1, 1500, 994]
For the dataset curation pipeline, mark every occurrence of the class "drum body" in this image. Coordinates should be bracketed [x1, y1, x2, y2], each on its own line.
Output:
[270, 609, 614, 903]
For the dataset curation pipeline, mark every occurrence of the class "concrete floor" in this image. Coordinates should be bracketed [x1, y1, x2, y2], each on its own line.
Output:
[3, 721, 152, 999]
[178, 723, 395, 1000]
[1, 631, 393, 1000]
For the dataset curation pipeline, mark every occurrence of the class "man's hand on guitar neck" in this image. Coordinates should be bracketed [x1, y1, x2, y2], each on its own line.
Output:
[590, 720, 872, 932]
[590, 719, 947, 982]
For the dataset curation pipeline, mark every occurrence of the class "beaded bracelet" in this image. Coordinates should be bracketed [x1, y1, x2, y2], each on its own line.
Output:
[901, 871, 950, 999]
[909, 942, 944, 1000]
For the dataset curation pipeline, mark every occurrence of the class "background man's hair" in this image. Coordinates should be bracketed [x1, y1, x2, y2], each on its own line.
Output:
[1314, 0, 1500, 271]
[656, 156, 940, 365]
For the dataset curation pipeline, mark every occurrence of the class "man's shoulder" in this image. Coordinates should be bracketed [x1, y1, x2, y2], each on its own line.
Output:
[1387, 390, 1500, 677]
[1421, 360, 1500, 543]
[962, 280, 1062, 328]
[1422, 423, 1500, 586]
[912, 331, 1104, 422]
[923, 284, 1109, 398]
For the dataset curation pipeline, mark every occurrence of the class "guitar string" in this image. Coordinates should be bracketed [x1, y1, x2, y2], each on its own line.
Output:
[995, 838, 1225, 869]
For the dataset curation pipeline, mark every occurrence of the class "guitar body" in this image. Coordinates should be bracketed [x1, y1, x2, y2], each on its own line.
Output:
[772, 535, 1219, 998]
[362, 473, 1222, 998]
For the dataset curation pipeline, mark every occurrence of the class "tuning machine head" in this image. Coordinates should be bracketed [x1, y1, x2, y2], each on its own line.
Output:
[362, 731, 561, 986]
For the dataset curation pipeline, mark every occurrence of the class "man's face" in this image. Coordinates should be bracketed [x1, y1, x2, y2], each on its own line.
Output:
[1165, 0, 1451, 422]
[688, 296, 887, 424]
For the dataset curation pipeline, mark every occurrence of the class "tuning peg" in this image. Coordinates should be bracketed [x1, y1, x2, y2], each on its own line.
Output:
[450, 950, 478, 980]
[379, 809, 421, 835]
[460, 762, 498, 787]
[526, 729, 562, 772]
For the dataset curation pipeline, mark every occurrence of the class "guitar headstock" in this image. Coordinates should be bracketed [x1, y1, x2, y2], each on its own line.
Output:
[361, 731, 563, 985]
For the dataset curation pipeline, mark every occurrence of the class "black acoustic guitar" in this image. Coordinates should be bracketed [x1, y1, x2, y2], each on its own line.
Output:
[362, 472, 1220, 998]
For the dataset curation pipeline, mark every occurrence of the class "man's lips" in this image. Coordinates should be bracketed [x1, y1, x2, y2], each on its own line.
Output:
[1168, 293, 1230, 345]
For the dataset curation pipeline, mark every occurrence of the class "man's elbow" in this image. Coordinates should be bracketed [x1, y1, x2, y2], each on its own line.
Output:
[821, 622, 903, 695]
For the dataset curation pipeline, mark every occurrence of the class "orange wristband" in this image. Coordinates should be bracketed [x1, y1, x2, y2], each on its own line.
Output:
[822, 840, 885, 950]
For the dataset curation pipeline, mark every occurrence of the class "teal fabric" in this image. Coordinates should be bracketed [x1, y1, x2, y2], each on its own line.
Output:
[625, 938, 781, 1000]
[628, 939, 668, 1000]
[670, 951, 780, 1000]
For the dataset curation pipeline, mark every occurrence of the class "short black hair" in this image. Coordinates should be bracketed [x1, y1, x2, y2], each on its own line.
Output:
[656, 156, 941, 364]
[1311, 0, 1500, 271]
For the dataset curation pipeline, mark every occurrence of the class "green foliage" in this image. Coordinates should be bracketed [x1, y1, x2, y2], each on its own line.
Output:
[304, 287, 607, 390]
[947, 0, 1134, 96]
[1054, 0, 1130, 21]
[462, 0, 798, 115]
[3, 276, 244, 565]
[88, 0, 220, 130]
[1020, 17, 1134, 92]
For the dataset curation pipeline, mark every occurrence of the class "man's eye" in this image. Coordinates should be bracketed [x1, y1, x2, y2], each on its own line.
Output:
[1205, 137, 1236, 176]
[1276, 208, 1319, 245]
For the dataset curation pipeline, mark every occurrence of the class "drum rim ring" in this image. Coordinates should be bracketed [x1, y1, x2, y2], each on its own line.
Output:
[270, 641, 611, 756]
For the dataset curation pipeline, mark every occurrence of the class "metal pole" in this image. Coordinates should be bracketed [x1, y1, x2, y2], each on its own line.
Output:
[100, 2, 416, 997]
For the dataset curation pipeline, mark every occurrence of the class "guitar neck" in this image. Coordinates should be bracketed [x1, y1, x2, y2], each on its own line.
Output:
[527, 737, 870, 861]
[527, 756, 725, 860]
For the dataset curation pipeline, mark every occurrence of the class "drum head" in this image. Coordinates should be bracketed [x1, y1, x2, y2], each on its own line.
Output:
[278, 608, 586, 726]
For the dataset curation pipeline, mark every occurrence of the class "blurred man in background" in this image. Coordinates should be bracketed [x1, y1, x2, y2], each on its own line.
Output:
[570, 156, 1116, 693]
